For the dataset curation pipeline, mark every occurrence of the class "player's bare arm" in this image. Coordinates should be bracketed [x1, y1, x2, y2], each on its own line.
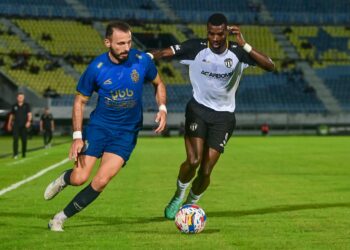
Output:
[148, 47, 174, 60]
[228, 25, 275, 72]
[152, 73, 167, 133]
[69, 93, 89, 161]
[26, 112, 32, 128]
[7, 113, 13, 131]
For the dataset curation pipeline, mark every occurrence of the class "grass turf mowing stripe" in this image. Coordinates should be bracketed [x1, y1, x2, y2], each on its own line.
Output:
[0, 158, 69, 196]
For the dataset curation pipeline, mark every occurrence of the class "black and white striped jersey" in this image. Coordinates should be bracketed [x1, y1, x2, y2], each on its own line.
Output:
[170, 39, 256, 112]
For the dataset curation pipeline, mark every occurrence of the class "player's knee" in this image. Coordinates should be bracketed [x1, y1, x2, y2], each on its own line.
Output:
[70, 173, 89, 186]
[188, 156, 201, 168]
[92, 176, 111, 191]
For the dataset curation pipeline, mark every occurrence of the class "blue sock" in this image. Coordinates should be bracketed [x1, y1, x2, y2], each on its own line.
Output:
[63, 183, 101, 218]
[63, 169, 73, 185]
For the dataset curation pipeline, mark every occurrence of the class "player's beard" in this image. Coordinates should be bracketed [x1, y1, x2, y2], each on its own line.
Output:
[210, 40, 226, 54]
[109, 48, 129, 63]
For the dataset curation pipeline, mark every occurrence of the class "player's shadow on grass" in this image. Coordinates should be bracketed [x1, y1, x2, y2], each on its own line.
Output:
[208, 202, 350, 218]
[76, 215, 166, 226]
[0, 212, 53, 220]
[0, 211, 165, 224]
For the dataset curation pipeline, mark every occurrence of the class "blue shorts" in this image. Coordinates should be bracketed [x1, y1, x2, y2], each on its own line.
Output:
[80, 124, 138, 163]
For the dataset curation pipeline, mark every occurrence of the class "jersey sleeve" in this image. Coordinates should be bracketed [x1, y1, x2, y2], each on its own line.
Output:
[76, 64, 98, 97]
[170, 39, 205, 60]
[229, 42, 256, 68]
[241, 50, 256, 66]
[144, 55, 158, 81]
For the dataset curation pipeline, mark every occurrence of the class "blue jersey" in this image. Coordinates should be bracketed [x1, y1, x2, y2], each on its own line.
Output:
[77, 49, 157, 132]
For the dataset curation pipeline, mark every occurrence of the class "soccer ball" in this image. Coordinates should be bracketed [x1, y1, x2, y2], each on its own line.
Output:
[174, 204, 206, 234]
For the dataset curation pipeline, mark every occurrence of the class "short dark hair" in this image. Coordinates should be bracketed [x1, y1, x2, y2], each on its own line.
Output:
[105, 21, 131, 38]
[207, 13, 228, 26]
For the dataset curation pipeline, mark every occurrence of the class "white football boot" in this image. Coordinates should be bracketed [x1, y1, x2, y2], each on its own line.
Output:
[44, 172, 67, 200]
[48, 218, 64, 232]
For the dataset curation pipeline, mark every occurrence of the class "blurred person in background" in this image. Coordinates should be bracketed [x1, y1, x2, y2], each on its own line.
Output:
[7, 92, 32, 159]
[40, 107, 55, 148]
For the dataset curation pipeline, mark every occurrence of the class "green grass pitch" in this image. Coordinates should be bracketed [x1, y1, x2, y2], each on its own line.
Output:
[0, 135, 350, 249]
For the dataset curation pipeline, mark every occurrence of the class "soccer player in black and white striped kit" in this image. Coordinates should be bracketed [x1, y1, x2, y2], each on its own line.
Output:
[148, 13, 275, 219]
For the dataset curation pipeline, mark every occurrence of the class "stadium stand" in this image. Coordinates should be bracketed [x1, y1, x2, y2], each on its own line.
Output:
[316, 66, 350, 111]
[14, 19, 105, 56]
[0, 0, 76, 18]
[0, 22, 32, 54]
[264, 0, 350, 24]
[2, 55, 76, 95]
[79, 0, 165, 21]
[286, 26, 350, 61]
[0, 0, 349, 122]
[167, 0, 258, 23]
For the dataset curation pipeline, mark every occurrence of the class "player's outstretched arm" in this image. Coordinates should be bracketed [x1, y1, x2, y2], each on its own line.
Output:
[147, 47, 175, 60]
[228, 25, 275, 72]
[151, 73, 167, 134]
[69, 94, 89, 161]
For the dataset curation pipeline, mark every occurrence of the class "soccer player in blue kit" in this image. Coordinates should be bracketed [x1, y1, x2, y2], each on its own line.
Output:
[44, 21, 167, 231]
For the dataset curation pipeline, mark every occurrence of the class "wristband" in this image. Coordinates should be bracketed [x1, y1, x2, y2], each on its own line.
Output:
[243, 43, 252, 53]
[158, 104, 167, 114]
[73, 131, 82, 140]
[146, 52, 154, 60]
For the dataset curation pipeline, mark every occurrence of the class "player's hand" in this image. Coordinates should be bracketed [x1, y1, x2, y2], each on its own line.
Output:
[25, 121, 31, 128]
[7, 124, 12, 132]
[69, 139, 84, 161]
[227, 25, 246, 47]
[154, 110, 167, 134]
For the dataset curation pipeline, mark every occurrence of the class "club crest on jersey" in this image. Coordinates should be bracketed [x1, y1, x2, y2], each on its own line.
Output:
[131, 69, 139, 83]
[224, 58, 233, 68]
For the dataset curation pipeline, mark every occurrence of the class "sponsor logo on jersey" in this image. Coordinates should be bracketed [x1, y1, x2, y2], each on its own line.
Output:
[189, 122, 198, 131]
[201, 70, 234, 79]
[97, 62, 103, 69]
[131, 69, 139, 83]
[103, 78, 112, 85]
[202, 59, 210, 63]
[110, 88, 134, 100]
[224, 58, 233, 68]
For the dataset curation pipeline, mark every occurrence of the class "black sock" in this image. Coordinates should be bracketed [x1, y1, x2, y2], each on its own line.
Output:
[63, 183, 101, 218]
[63, 169, 73, 185]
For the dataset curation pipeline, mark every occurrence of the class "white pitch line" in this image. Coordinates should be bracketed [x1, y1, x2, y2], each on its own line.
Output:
[0, 158, 70, 196]
[6, 152, 49, 166]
